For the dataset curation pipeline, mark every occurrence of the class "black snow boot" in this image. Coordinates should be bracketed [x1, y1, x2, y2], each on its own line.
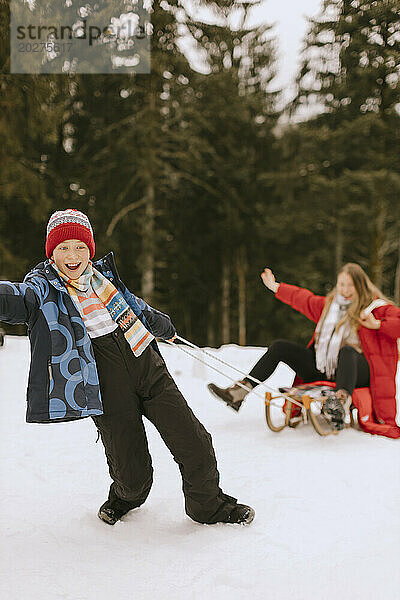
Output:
[98, 498, 134, 525]
[225, 503, 255, 525]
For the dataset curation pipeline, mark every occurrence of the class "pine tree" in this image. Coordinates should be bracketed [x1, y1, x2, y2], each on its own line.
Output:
[295, 0, 400, 119]
[289, 0, 400, 294]
[177, 0, 278, 344]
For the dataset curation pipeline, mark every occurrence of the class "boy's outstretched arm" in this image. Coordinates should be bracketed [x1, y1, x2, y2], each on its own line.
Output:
[0, 282, 39, 325]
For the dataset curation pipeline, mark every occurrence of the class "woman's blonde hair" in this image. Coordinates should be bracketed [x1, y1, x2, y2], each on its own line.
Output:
[319, 263, 390, 333]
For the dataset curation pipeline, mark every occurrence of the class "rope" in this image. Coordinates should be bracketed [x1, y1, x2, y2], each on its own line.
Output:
[164, 338, 304, 410]
[174, 335, 304, 410]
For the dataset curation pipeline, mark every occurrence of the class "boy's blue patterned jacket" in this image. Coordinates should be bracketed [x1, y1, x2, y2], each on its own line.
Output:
[0, 252, 175, 423]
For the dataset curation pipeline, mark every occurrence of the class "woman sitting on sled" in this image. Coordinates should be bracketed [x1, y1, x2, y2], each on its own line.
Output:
[208, 263, 400, 437]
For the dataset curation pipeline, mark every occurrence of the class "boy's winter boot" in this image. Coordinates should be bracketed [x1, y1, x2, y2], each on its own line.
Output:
[98, 498, 134, 525]
[225, 503, 255, 525]
[207, 380, 253, 412]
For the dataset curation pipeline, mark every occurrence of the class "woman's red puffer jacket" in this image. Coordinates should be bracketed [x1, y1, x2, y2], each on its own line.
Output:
[275, 283, 400, 439]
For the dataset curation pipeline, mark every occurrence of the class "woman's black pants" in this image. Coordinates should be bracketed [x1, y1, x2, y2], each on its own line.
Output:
[244, 339, 370, 394]
[91, 328, 237, 524]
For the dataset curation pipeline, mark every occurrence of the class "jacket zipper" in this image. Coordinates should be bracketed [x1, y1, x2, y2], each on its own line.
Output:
[47, 359, 53, 396]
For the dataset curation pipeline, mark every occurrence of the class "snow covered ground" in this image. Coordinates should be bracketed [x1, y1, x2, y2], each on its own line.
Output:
[1, 336, 399, 600]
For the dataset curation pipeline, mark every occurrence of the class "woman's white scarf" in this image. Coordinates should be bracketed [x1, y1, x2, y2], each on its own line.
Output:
[315, 294, 353, 379]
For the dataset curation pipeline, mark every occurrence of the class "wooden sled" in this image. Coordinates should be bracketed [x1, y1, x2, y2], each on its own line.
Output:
[265, 381, 360, 437]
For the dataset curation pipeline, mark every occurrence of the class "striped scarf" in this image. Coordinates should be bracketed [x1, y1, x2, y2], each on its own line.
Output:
[52, 261, 154, 357]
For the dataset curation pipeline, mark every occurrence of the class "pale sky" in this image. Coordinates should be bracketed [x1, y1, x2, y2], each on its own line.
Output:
[250, 0, 323, 95]
[181, 0, 323, 101]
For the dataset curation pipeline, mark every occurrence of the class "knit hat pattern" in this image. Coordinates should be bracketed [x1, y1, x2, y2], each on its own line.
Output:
[45, 209, 95, 258]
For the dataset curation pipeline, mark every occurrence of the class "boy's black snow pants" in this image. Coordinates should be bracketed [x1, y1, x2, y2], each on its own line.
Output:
[91, 328, 237, 524]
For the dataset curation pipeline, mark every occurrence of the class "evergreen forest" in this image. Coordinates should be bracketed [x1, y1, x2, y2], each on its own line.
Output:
[1, 0, 399, 346]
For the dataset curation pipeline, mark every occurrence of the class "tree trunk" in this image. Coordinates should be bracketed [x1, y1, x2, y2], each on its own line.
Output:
[183, 308, 192, 341]
[236, 246, 247, 346]
[207, 300, 216, 348]
[370, 199, 387, 289]
[141, 181, 155, 304]
[221, 256, 231, 344]
[141, 74, 157, 305]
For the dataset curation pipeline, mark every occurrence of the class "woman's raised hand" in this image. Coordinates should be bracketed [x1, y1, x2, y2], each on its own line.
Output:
[260, 267, 280, 293]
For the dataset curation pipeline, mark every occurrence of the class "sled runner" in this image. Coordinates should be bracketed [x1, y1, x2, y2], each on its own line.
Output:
[265, 381, 360, 436]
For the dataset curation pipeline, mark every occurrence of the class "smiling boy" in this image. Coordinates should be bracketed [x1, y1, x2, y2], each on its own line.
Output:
[52, 240, 90, 277]
[0, 209, 255, 526]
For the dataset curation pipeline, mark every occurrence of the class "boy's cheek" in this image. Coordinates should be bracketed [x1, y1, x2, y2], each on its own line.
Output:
[81, 258, 90, 272]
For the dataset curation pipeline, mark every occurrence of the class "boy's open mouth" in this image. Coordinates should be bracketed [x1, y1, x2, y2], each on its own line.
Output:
[65, 263, 81, 271]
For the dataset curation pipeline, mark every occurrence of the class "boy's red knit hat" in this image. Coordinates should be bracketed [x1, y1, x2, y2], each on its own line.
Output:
[45, 209, 95, 258]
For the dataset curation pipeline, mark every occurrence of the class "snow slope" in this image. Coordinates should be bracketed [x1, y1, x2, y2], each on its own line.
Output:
[1, 336, 399, 600]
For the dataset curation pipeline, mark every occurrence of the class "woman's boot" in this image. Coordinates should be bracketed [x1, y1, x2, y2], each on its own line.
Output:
[322, 389, 349, 430]
[207, 380, 253, 412]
